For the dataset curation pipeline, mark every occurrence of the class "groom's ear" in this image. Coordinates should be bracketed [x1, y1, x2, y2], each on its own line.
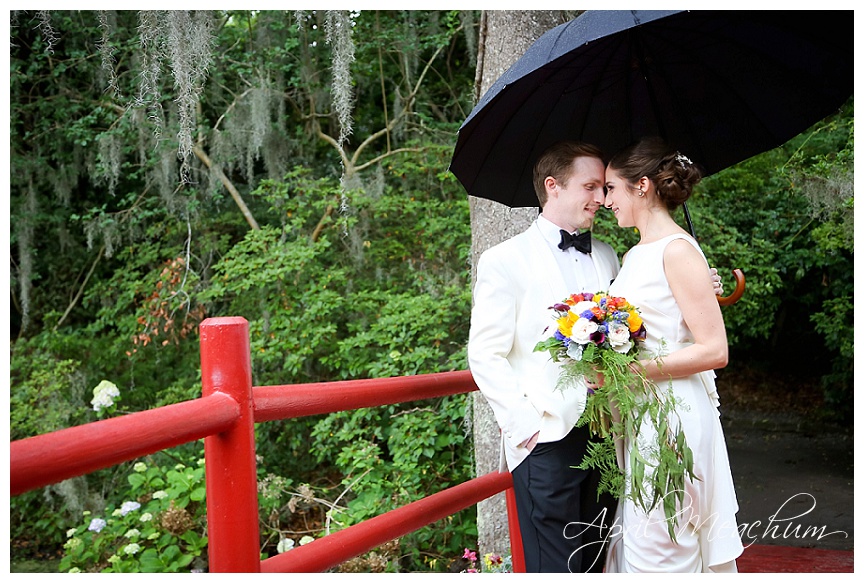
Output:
[544, 176, 558, 199]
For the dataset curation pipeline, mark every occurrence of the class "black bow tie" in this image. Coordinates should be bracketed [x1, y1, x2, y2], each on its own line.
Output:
[558, 229, 591, 254]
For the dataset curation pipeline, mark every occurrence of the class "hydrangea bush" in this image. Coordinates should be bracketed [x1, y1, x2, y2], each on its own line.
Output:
[59, 459, 208, 573]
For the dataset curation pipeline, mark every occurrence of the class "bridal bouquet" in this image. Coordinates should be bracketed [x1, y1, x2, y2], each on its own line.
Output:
[533, 292, 695, 541]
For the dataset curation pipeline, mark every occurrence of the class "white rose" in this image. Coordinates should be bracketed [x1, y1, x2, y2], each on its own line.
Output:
[571, 317, 598, 344]
[608, 324, 632, 352]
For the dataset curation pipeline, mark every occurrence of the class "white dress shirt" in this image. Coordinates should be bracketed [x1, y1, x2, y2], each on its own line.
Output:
[536, 215, 601, 293]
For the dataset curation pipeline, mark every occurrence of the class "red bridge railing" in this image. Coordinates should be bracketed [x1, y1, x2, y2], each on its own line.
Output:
[10, 316, 525, 573]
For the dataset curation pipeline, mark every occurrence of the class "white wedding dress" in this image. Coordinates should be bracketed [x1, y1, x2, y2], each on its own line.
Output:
[605, 233, 744, 573]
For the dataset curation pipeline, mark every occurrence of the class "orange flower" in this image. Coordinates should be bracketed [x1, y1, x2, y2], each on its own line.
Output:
[566, 293, 584, 306]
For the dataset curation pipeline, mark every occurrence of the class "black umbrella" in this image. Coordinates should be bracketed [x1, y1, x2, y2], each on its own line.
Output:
[450, 9, 853, 304]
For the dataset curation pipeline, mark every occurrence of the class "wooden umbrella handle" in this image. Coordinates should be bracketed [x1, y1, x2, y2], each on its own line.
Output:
[717, 269, 745, 306]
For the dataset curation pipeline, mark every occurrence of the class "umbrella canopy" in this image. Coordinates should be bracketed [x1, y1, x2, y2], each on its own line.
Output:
[450, 10, 853, 208]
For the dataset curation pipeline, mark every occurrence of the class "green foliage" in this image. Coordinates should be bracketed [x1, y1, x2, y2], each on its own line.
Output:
[202, 160, 474, 569]
[58, 458, 208, 573]
[9, 342, 87, 440]
[308, 395, 476, 569]
[9, 8, 853, 573]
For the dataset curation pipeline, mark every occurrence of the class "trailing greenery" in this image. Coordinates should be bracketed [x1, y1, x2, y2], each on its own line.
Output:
[9, 9, 853, 573]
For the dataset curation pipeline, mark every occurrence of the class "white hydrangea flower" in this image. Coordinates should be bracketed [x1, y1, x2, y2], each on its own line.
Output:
[88, 518, 107, 533]
[123, 543, 141, 555]
[299, 535, 315, 546]
[133, 462, 147, 472]
[277, 538, 295, 553]
[64, 538, 82, 550]
[91, 380, 120, 412]
[67, 528, 78, 538]
[124, 528, 141, 539]
[152, 490, 168, 500]
[140, 512, 153, 522]
[119, 501, 141, 516]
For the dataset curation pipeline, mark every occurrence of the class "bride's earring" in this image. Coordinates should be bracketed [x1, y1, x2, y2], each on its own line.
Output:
[637, 187, 645, 198]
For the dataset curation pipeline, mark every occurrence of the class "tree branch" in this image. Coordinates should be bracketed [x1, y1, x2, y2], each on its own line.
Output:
[311, 205, 334, 242]
[54, 245, 105, 331]
[315, 128, 351, 170]
[350, 41, 447, 166]
[352, 146, 426, 174]
[193, 145, 260, 230]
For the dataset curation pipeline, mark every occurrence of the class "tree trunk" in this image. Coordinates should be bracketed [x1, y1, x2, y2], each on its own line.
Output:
[468, 9, 574, 563]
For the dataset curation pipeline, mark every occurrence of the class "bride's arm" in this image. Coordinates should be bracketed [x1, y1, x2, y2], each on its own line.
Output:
[638, 239, 728, 381]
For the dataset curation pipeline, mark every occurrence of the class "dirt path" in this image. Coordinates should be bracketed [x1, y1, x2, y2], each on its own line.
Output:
[717, 368, 853, 552]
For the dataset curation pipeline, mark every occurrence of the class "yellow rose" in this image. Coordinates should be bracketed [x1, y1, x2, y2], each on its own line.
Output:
[558, 311, 578, 338]
[627, 311, 643, 333]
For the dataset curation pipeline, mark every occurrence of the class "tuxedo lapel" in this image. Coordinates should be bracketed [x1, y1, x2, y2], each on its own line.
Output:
[525, 222, 568, 300]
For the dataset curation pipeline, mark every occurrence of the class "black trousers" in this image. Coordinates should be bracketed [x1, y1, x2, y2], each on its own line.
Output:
[511, 424, 618, 573]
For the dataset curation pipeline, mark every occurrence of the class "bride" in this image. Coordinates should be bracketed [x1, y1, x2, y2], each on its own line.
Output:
[601, 137, 744, 572]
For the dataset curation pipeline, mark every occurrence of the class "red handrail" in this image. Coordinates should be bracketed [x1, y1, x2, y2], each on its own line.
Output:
[9, 316, 525, 573]
[10, 392, 239, 497]
[253, 370, 477, 422]
[261, 471, 513, 573]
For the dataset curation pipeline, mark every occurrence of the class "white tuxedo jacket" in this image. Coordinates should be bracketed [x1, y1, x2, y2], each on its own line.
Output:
[468, 220, 620, 471]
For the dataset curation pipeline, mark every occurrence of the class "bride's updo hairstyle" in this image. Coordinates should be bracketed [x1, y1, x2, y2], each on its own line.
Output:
[607, 136, 703, 211]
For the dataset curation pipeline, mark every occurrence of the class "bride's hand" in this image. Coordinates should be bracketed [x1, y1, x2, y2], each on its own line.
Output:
[585, 371, 605, 391]
[709, 267, 723, 296]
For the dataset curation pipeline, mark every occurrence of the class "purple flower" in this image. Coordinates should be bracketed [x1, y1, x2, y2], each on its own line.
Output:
[552, 303, 571, 312]
[590, 330, 606, 345]
[583, 292, 594, 301]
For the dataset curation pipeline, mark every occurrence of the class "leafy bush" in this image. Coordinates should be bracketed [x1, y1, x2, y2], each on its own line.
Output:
[59, 458, 208, 573]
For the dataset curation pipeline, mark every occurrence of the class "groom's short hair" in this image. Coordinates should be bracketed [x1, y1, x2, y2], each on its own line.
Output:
[533, 141, 605, 206]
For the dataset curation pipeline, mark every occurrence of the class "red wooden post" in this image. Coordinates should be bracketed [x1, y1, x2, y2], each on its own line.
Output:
[200, 317, 261, 572]
[505, 486, 526, 572]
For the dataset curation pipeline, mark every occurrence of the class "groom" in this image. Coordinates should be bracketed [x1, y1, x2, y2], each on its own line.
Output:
[468, 141, 619, 573]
